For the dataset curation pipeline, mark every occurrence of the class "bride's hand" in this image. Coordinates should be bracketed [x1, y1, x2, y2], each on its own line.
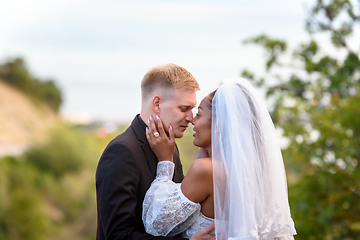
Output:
[190, 223, 215, 240]
[146, 115, 175, 162]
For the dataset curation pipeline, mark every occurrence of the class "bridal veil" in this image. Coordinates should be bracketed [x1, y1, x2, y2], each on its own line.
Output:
[212, 78, 296, 239]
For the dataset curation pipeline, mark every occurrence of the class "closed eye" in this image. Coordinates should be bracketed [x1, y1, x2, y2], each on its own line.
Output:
[180, 106, 191, 112]
[196, 107, 203, 117]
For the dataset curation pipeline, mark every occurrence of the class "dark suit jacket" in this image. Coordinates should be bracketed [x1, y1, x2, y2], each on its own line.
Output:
[96, 115, 186, 240]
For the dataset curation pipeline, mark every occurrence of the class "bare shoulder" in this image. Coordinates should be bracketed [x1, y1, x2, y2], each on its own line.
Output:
[186, 158, 213, 179]
[181, 157, 213, 203]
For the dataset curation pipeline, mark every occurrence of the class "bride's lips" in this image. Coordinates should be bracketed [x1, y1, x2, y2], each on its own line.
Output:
[193, 128, 196, 137]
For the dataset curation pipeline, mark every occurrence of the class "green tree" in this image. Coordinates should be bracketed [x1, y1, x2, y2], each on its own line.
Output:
[241, 0, 360, 239]
[0, 57, 62, 112]
[0, 122, 115, 240]
[0, 157, 54, 240]
[26, 124, 87, 178]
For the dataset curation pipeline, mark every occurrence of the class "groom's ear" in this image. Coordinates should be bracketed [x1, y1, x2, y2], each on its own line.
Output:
[152, 95, 161, 114]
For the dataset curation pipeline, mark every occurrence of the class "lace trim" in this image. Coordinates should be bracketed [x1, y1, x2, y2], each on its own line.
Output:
[218, 207, 296, 240]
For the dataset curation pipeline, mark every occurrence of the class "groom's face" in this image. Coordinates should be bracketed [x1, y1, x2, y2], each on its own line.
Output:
[159, 88, 196, 138]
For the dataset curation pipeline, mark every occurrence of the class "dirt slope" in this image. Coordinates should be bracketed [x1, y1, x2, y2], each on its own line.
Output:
[0, 80, 57, 154]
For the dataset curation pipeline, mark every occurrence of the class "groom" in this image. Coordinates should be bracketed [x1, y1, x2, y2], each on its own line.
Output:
[96, 63, 215, 240]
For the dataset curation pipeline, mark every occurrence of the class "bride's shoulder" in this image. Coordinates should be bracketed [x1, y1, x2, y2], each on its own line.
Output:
[181, 158, 213, 203]
[187, 158, 213, 178]
[193, 157, 212, 166]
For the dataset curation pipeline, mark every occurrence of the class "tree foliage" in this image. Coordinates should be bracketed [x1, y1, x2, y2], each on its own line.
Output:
[0, 57, 62, 112]
[0, 123, 114, 240]
[241, 0, 360, 239]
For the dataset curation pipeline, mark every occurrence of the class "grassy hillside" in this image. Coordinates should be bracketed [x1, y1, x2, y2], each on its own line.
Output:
[0, 80, 57, 153]
[0, 84, 113, 239]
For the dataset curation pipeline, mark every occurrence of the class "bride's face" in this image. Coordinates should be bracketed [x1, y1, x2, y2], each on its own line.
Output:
[191, 94, 212, 149]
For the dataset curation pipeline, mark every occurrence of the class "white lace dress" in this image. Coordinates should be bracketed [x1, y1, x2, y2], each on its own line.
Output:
[142, 161, 214, 239]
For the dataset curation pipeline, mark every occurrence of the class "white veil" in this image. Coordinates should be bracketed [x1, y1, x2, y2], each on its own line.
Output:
[212, 78, 296, 240]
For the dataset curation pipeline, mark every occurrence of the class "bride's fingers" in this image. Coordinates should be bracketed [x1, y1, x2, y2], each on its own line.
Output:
[168, 125, 175, 144]
[148, 115, 158, 136]
[155, 115, 175, 145]
[203, 222, 215, 232]
[146, 115, 157, 143]
[155, 115, 166, 137]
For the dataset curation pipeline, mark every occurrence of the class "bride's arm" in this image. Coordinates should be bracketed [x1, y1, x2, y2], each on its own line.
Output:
[146, 114, 213, 212]
[142, 160, 201, 237]
[144, 116, 214, 237]
[181, 158, 214, 218]
[143, 116, 201, 237]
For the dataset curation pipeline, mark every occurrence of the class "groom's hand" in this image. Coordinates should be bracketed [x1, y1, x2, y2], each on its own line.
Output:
[190, 223, 215, 240]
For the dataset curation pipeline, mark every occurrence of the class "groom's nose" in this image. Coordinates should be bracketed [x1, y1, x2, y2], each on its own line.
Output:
[184, 111, 193, 122]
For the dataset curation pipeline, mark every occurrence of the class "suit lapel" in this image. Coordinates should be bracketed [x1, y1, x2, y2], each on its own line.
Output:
[131, 115, 157, 179]
[141, 145, 157, 179]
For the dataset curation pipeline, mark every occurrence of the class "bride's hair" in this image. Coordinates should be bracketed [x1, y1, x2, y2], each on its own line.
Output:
[207, 90, 217, 110]
[141, 63, 200, 102]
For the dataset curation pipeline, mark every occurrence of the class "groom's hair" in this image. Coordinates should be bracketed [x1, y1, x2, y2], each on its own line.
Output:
[141, 63, 200, 102]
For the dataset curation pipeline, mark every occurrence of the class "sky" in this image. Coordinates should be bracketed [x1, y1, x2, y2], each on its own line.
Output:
[0, 0, 315, 124]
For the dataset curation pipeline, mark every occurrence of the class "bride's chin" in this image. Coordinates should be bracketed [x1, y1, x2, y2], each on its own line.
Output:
[193, 141, 204, 148]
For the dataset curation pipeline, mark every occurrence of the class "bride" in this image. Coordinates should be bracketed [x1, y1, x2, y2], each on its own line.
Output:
[143, 78, 296, 239]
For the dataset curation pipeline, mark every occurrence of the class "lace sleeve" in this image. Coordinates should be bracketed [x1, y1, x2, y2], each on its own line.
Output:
[154, 161, 175, 181]
[142, 161, 201, 237]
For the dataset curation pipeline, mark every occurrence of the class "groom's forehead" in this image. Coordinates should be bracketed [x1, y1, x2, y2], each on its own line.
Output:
[169, 88, 197, 106]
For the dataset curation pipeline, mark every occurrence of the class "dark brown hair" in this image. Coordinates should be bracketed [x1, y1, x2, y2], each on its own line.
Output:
[207, 90, 217, 110]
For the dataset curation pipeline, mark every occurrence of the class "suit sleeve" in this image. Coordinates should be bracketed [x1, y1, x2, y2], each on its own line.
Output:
[96, 142, 186, 240]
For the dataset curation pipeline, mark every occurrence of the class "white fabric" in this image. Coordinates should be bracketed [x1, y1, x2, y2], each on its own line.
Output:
[183, 212, 215, 239]
[142, 161, 214, 238]
[212, 78, 296, 240]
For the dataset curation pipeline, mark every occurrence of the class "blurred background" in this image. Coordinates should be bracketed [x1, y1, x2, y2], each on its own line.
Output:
[0, 0, 359, 239]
